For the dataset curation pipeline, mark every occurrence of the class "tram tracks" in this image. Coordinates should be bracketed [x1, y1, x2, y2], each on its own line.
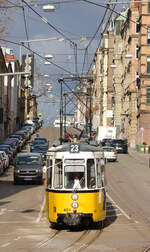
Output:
[36, 229, 62, 248]
[60, 228, 103, 252]
[36, 226, 103, 251]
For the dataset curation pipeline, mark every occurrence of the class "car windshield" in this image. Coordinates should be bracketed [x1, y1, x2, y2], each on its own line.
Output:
[103, 147, 115, 152]
[16, 156, 41, 165]
[112, 140, 123, 144]
[33, 139, 47, 145]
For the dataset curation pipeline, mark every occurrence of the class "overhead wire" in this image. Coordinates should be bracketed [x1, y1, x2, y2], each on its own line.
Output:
[81, 1, 109, 75]
[21, 0, 76, 47]
[0, 37, 74, 74]
[83, 0, 149, 73]
[22, 6, 30, 48]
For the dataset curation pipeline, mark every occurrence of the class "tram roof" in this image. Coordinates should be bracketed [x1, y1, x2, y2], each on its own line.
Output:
[48, 142, 102, 153]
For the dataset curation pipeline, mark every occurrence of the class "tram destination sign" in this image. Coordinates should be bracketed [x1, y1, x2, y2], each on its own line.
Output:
[69, 143, 80, 153]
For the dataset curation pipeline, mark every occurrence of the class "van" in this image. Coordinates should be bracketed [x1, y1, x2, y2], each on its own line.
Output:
[14, 153, 45, 184]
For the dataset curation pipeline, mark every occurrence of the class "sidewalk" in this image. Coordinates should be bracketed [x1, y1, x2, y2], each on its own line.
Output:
[128, 147, 150, 167]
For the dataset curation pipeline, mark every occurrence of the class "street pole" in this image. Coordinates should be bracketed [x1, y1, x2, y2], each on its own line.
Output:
[86, 94, 88, 134]
[59, 79, 63, 144]
[64, 94, 67, 138]
[89, 80, 92, 138]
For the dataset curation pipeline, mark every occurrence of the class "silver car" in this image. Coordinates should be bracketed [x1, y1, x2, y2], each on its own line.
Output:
[102, 146, 118, 162]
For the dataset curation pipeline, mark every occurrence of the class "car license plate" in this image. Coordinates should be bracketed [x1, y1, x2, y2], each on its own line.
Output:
[24, 177, 32, 181]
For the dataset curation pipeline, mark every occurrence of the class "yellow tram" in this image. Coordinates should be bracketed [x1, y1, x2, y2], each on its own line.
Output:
[45, 141, 107, 227]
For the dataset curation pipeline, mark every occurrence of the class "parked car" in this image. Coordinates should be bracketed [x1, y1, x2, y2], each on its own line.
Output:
[30, 137, 49, 159]
[0, 157, 3, 175]
[0, 145, 14, 164]
[101, 138, 112, 146]
[2, 141, 17, 156]
[14, 152, 45, 184]
[102, 146, 118, 162]
[8, 135, 23, 150]
[15, 131, 28, 146]
[0, 151, 9, 170]
[111, 139, 128, 153]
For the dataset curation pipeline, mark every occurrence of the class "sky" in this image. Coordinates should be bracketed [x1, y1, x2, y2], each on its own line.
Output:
[0, 0, 124, 125]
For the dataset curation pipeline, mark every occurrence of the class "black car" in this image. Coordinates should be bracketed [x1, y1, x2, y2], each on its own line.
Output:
[111, 139, 128, 153]
[101, 138, 112, 146]
[14, 152, 45, 184]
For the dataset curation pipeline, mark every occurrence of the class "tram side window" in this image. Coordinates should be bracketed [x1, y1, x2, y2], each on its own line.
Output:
[96, 159, 102, 188]
[87, 159, 96, 188]
[47, 159, 52, 188]
[54, 159, 63, 189]
[100, 159, 105, 187]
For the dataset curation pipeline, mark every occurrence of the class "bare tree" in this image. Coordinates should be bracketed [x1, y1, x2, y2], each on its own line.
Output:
[0, 0, 19, 37]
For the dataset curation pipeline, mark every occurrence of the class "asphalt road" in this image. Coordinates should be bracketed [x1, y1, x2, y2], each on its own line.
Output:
[0, 126, 150, 252]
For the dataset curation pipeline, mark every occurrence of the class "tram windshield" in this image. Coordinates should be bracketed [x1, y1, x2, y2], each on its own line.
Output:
[64, 165, 85, 189]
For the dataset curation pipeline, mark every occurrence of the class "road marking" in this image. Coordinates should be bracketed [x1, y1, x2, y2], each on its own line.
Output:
[35, 195, 46, 223]
[0, 221, 32, 224]
[107, 193, 131, 220]
[1, 243, 10, 247]
[0, 208, 7, 216]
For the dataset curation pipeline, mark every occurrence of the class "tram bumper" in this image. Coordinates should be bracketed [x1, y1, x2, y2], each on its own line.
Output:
[57, 213, 92, 226]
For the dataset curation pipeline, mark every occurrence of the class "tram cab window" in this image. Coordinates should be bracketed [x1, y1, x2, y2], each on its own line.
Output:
[64, 165, 85, 189]
[47, 159, 52, 188]
[54, 159, 63, 189]
[87, 159, 96, 189]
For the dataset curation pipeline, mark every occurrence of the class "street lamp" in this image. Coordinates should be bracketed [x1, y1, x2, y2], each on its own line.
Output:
[42, 4, 56, 12]
[44, 61, 51, 65]
[45, 54, 53, 59]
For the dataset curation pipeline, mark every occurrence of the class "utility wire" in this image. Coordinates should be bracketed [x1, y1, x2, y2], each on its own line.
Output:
[22, 0, 76, 47]
[0, 37, 74, 75]
[22, 6, 30, 49]
[83, 0, 149, 73]
[85, 0, 117, 73]
[81, 0, 109, 75]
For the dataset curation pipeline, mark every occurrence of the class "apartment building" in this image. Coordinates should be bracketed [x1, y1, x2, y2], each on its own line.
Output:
[137, 1, 150, 145]
[92, 4, 144, 147]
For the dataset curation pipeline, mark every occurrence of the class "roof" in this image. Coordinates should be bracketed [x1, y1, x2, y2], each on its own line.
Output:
[5, 53, 18, 63]
[48, 142, 102, 153]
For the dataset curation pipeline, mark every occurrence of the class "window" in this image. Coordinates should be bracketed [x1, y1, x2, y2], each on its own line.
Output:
[54, 159, 63, 189]
[147, 57, 150, 73]
[146, 87, 150, 104]
[148, 27, 150, 44]
[47, 159, 52, 188]
[136, 19, 140, 33]
[96, 159, 102, 188]
[87, 159, 96, 189]
[136, 45, 139, 59]
[136, 72, 140, 88]
[148, 0, 150, 13]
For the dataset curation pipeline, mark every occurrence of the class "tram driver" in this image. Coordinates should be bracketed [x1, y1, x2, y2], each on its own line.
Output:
[73, 172, 81, 189]
[65, 171, 84, 189]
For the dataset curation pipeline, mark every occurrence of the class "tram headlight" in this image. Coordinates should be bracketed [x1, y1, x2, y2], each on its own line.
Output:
[72, 202, 78, 209]
[71, 194, 78, 201]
